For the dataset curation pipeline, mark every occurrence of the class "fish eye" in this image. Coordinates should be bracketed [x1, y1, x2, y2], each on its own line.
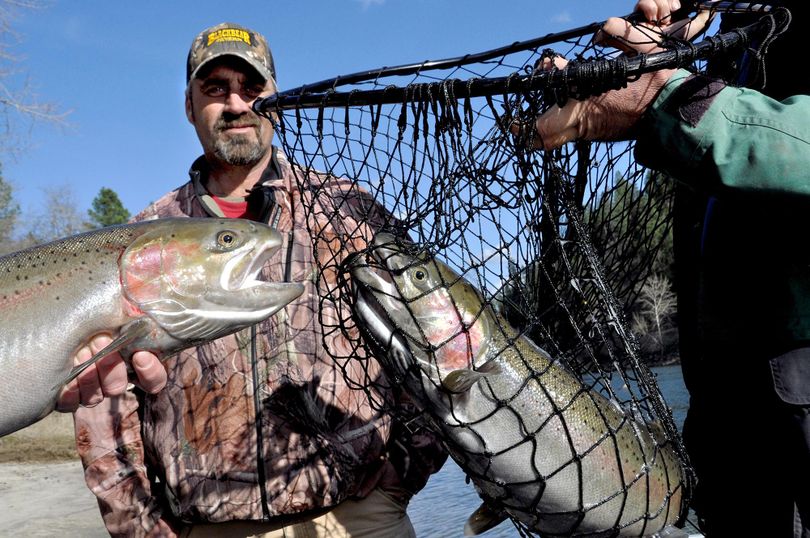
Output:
[413, 268, 427, 281]
[217, 231, 238, 248]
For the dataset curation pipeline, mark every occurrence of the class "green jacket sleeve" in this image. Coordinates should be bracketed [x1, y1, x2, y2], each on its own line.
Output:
[636, 69, 810, 198]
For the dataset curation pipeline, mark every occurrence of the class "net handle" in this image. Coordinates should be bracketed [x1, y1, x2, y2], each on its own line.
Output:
[255, 7, 787, 113]
[255, 3, 783, 114]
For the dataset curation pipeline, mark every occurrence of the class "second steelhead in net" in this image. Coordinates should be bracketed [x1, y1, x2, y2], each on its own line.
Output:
[348, 233, 687, 537]
[0, 218, 303, 438]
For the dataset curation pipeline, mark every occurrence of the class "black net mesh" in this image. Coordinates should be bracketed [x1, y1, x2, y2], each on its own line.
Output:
[256, 5, 786, 536]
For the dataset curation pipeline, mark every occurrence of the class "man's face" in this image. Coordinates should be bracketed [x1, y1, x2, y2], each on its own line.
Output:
[186, 59, 276, 167]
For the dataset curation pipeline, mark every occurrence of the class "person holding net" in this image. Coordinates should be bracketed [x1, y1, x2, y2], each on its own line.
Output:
[531, 1, 810, 535]
[70, 22, 446, 538]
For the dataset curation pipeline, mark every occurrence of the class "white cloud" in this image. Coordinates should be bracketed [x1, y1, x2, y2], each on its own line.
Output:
[552, 11, 572, 24]
[355, 0, 385, 9]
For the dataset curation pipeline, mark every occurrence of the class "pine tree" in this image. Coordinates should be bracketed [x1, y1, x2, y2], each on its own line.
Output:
[88, 187, 130, 228]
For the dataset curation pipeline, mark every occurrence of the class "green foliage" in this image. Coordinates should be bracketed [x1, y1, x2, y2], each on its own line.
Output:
[0, 167, 19, 243]
[585, 170, 674, 293]
[88, 187, 130, 228]
[497, 170, 677, 364]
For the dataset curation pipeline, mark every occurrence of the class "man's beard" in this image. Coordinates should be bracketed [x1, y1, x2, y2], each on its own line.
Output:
[212, 116, 268, 166]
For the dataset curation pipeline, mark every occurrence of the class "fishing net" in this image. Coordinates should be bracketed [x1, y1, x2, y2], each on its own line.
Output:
[255, 4, 787, 536]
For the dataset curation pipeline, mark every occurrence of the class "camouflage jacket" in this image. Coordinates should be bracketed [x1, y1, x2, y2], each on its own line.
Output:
[73, 148, 447, 537]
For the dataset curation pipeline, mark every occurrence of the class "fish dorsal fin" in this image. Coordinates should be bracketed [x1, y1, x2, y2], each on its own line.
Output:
[55, 318, 152, 390]
[442, 359, 501, 393]
[463, 501, 508, 536]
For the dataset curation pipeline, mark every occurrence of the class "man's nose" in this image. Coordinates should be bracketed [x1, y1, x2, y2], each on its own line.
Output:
[223, 91, 253, 114]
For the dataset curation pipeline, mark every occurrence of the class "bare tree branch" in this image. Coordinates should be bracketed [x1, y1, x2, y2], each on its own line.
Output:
[0, 0, 69, 156]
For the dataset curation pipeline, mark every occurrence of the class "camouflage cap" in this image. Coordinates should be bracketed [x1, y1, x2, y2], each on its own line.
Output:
[186, 22, 275, 84]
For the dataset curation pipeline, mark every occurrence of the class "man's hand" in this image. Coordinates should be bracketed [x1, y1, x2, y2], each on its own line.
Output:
[527, 4, 712, 150]
[57, 334, 167, 412]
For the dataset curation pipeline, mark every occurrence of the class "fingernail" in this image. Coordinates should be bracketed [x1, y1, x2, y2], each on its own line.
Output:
[672, 0, 681, 10]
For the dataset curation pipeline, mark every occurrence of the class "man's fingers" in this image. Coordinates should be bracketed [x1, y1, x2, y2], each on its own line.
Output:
[667, 9, 714, 42]
[533, 103, 582, 151]
[56, 335, 168, 413]
[75, 342, 104, 408]
[56, 381, 81, 412]
[94, 343, 129, 397]
[95, 354, 129, 396]
[536, 55, 569, 72]
[636, 0, 682, 24]
[598, 9, 713, 56]
[132, 351, 167, 394]
[598, 17, 669, 55]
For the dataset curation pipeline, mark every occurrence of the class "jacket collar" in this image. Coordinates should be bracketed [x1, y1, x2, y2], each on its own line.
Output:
[189, 147, 286, 220]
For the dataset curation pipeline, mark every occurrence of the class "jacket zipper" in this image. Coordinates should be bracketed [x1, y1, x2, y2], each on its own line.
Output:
[251, 200, 284, 520]
[251, 201, 292, 520]
[250, 323, 270, 519]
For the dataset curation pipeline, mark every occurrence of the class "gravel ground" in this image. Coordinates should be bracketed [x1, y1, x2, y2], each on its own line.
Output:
[0, 459, 107, 537]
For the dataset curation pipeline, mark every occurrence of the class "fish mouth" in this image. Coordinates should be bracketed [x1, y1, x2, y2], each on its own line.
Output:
[348, 251, 417, 378]
[346, 235, 429, 345]
[217, 233, 303, 314]
[221, 238, 278, 292]
[347, 246, 399, 330]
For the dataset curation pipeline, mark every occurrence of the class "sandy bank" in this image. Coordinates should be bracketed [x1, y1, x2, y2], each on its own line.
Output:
[0, 459, 107, 536]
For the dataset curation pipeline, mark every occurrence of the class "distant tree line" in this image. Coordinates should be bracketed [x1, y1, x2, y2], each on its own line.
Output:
[499, 170, 679, 365]
[0, 169, 130, 255]
[0, 0, 115, 256]
[586, 171, 678, 363]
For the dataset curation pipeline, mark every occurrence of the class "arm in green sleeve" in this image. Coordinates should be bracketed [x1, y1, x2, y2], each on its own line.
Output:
[636, 69, 810, 198]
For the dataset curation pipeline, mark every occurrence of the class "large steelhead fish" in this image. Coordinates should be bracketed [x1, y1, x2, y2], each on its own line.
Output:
[0, 218, 303, 437]
[349, 233, 687, 537]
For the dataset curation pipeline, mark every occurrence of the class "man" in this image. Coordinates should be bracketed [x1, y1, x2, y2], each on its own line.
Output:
[532, 2, 810, 535]
[73, 22, 446, 538]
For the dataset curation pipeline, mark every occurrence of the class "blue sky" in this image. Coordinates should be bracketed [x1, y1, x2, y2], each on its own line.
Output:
[5, 0, 640, 221]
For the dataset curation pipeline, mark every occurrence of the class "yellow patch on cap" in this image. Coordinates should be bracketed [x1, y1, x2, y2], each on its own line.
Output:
[207, 28, 251, 47]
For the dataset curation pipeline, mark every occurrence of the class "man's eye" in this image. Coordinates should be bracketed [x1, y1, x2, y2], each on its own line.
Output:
[202, 85, 227, 97]
[244, 86, 264, 99]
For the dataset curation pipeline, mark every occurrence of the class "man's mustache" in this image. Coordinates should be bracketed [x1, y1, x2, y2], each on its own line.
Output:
[215, 114, 261, 133]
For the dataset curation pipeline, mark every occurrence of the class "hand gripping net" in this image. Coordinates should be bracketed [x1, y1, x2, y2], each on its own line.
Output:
[255, 5, 787, 536]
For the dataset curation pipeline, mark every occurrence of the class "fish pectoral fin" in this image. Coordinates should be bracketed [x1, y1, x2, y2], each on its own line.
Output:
[388, 332, 414, 380]
[56, 319, 152, 390]
[476, 357, 502, 376]
[442, 358, 502, 393]
[441, 369, 491, 394]
[463, 502, 508, 536]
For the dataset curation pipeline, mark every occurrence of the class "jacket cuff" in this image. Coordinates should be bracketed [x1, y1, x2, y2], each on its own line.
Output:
[634, 69, 727, 175]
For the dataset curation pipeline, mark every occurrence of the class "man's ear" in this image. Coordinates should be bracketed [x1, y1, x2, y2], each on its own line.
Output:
[185, 89, 194, 124]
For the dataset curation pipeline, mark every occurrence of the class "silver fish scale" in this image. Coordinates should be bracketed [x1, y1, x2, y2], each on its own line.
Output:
[0, 225, 145, 436]
[439, 339, 682, 535]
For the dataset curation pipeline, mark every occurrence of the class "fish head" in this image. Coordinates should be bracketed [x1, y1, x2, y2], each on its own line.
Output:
[121, 218, 303, 344]
[348, 232, 490, 385]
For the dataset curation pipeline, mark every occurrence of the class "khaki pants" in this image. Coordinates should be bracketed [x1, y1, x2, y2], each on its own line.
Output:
[180, 489, 416, 538]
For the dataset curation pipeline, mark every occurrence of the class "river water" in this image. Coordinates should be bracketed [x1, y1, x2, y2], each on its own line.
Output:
[408, 364, 696, 537]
